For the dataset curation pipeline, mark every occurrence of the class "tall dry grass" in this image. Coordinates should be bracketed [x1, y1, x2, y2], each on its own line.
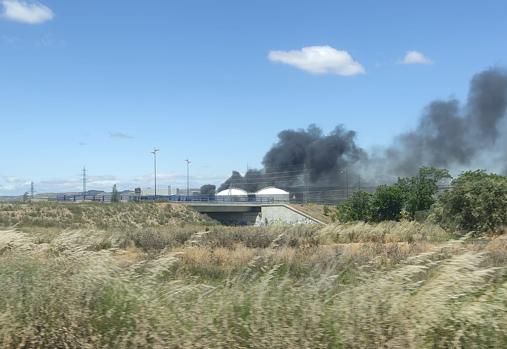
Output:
[0, 217, 506, 348]
[319, 220, 453, 243]
[0, 202, 212, 229]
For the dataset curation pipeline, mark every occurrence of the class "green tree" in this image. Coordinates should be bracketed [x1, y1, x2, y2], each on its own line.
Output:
[111, 184, 120, 203]
[200, 184, 216, 196]
[334, 167, 451, 223]
[397, 167, 451, 219]
[432, 170, 507, 234]
[335, 191, 372, 222]
[370, 184, 405, 222]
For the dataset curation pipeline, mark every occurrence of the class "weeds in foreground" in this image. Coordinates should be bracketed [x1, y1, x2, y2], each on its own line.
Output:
[0, 220, 506, 348]
[0, 202, 212, 229]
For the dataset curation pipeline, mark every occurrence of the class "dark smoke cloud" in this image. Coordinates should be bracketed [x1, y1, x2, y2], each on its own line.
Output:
[218, 169, 266, 193]
[387, 100, 472, 174]
[468, 69, 507, 141]
[219, 68, 507, 191]
[219, 125, 365, 192]
[264, 125, 365, 182]
[387, 68, 507, 176]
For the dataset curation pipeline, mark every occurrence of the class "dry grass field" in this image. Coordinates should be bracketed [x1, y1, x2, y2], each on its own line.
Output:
[0, 202, 506, 348]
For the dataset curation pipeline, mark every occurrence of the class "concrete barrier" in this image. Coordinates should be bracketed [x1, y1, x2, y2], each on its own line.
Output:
[259, 205, 325, 226]
[187, 202, 325, 226]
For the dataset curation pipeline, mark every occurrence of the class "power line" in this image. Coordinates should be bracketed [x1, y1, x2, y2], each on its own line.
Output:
[221, 167, 361, 181]
[223, 174, 305, 182]
[222, 171, 304, 181]
[234, 165, 350, 176]
[221, 175, 359, 186]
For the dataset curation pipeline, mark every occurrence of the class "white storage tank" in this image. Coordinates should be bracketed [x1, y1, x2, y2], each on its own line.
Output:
[216, 188, 248, 196]
[256, 187, 290, 203]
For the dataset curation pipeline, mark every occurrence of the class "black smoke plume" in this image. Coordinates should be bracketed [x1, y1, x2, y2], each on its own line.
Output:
[219, 68, 507, 192]
[263, 125, 365, 182]
[219, 125, 365, 192]
[218, 169, 266, 193]
[384, 68, 507, 176]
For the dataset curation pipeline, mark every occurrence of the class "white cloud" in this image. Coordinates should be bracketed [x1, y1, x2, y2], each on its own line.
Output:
[1, 0, 54, 24]
[0, 172, 227, 196]
[0, 176, 30, 195]
[268, 45, 365, 76]
[401, 50, 433, 65]
[109, 131, 134, 140]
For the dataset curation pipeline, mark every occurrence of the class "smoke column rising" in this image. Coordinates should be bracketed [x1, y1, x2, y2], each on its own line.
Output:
[384, 68, 507, 176]
[219, 68, 507, 191]
[262, 125, 365, 182]
[217, 125, 364, 192]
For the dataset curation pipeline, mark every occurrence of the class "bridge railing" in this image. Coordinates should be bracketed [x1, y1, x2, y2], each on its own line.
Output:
[54, 194, 288, 204]
[139, 195, 279, 204]
[55, 194, 133, 202]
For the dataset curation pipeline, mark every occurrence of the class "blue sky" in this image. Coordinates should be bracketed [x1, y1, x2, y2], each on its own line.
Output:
[1, 0, 506, 194]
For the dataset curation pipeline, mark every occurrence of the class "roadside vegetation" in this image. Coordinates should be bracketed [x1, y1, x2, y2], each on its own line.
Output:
[432, 170, 507, 234]
[0, 197, 506, 347]
[333, 167, 507, 235]
[0, 201, 212, 230]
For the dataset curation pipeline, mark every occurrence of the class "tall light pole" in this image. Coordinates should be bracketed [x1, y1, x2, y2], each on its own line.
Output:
[185, 159, 191, 197]
[82, 167, 87, 198]
[151, 148, 159, 199]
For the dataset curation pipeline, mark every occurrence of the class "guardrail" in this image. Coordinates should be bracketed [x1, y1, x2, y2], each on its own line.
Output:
[54, 185, 455, 205]
[55, 194, 132, 202]
[55, 194, 283, 204]
[139, 195, 280, 204]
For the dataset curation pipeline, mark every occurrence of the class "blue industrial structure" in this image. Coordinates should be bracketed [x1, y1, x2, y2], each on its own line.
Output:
[55, 194, 281, 204]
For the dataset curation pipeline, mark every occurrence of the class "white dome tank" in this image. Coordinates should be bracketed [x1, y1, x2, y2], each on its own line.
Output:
[216, 188, 248, 196]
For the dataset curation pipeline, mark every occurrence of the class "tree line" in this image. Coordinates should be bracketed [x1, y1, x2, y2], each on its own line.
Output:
[330, 168, 507, 235]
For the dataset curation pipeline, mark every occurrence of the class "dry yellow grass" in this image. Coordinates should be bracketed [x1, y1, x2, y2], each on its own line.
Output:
[0, 203, 505, 348]
[0, 201, 212, 229]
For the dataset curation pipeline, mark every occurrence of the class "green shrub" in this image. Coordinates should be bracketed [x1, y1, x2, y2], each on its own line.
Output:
[370, 184, 405, 222]
[336, 167, 450, 223]
[431, 170, 507, 234]
[335, 191, 372, 222]
[111, 184, 120, 203]
[397, 167, 451, 219]
[200, 184, 216, 195]
[335, 184, 404, 223]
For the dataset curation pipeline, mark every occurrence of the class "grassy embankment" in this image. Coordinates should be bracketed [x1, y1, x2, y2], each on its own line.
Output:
[0, 202, 506, 348]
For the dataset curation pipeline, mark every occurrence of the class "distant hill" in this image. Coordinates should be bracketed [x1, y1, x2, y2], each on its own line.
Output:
[0, 196, 21, 202]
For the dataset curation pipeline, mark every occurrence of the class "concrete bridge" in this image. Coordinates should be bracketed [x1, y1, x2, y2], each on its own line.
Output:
[186, 202, 326, 226]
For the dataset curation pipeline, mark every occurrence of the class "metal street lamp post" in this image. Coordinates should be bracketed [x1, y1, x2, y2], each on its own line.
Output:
[185, 159, 191, 197]
[151, 148, 159, 199]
